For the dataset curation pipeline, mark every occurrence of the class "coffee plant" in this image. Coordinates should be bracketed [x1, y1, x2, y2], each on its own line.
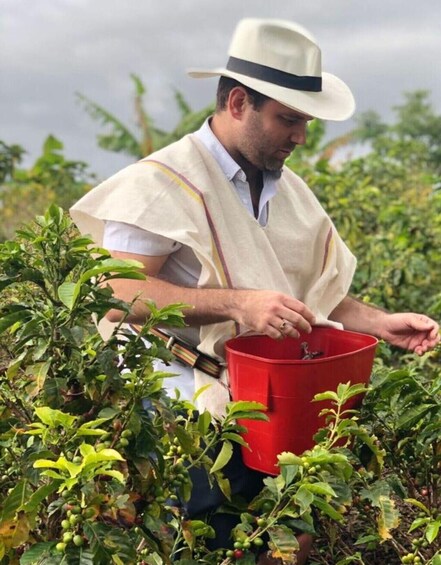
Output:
[0, 207, 439, 564]
[0, 206, 267, 564]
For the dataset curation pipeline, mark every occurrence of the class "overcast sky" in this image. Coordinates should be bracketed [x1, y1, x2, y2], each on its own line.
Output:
[2, 0, 440, 180]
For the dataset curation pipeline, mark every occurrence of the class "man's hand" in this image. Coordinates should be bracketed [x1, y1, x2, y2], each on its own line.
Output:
[106, 251, 316, 339]
[379, 313, 440, 356]
[330, 296, 440, 356]
[232, 289, 316, 340]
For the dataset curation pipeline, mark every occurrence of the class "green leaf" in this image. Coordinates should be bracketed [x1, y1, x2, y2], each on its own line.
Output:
[25, 360, 51, 398]
[20, 541, 55, 564]
[313, 391, 339, 403]
[262, 476, 282, 497]
[337, 381, 368, 402]
[83, 521, 136, 562]
[174, 426, 195, 452]
[192, 383, 212, 402]
[293, 485, 314, 514]
[302, 481, 336, 498]
[98, 407, 119, 419]
[227, 411, 269, 422]
[83, 448, 125, 466]
[0, 480, 31, 521]
[76, 92, 142, 158]
[227, 400, 268, 415]
[76, 428, 107, 436]
[354, 534, 380, 546]
[43, 135, 63, 154]
[426, 520, 441, 543]
[210, 440, 233, 474]
[280, 464, 299, 487]
[95, 469, 125, 483]
[40, 470, 64, 480]
[58, 281, 78, 309]
[409, 517, 430, 532]
[35, 406, 77, 429]
[0, 309, 30, 334]
[77, 417, 112, 431]
[34, 457, 82, 478]
[396, 403, 436, 430]
[277, 452, 303, 466]
[197, 410, 211, 435]
[404, 498, 430, 515]
[312, 498, 344, 522]
[79, 258, 145, 284]
[21, 481, 60, 514]
[221, 432, 249, 447]
[210, 471, 230, 500]
[360, 480, 391, 507]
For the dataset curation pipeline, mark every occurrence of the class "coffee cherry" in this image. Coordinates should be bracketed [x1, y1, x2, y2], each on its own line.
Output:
[73, 535, 84, 547]
[55, 542, 66, 553]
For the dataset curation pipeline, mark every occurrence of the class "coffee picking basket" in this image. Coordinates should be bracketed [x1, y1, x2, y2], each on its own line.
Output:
[225, 326, 378, 475]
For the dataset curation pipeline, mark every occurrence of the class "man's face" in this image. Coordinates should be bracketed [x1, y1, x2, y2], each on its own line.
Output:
[238, 99, 313, 172]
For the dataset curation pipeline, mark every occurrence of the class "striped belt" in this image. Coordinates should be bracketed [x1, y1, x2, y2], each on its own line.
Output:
[131, 325, 223, 379]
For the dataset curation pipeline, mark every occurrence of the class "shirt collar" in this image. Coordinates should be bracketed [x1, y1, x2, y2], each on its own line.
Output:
[194, 118, 282, 183]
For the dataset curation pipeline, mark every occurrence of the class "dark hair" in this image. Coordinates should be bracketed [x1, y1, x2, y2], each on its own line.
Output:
[215, 76, 270, 112]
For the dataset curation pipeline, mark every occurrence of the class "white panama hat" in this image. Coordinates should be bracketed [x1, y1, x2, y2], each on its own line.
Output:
[188, 18, 355, 121]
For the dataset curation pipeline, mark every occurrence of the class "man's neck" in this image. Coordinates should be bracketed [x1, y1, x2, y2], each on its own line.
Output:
[210, 114, 263, 194]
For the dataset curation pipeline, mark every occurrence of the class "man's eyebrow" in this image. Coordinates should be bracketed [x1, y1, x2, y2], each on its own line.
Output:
[281, 112, 314, 121]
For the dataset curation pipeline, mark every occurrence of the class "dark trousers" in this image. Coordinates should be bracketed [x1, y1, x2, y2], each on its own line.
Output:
[186, 443, 266, 549]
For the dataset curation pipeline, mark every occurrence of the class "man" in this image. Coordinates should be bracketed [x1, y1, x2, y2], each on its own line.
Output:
[70, 18, 439, 563]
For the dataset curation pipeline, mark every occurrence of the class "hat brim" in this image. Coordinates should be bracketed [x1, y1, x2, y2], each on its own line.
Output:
[187, 68, 355, 121]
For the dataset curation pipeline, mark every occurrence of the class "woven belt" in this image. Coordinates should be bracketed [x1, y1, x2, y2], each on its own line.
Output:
[131, 325, 222, 379]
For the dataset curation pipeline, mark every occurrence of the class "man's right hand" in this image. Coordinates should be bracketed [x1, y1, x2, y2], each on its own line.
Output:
[106, 250, 315, 340]
[230, 289, 316, 339]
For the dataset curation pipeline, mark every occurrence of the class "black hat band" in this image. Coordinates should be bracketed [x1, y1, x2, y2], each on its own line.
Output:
[226, 56, 322, 92]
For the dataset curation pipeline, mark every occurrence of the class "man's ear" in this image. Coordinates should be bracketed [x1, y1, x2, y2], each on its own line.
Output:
[228, 86, 250, 120]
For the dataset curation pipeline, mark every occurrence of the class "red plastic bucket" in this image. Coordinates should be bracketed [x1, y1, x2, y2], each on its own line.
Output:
[225, 326, 378, 475]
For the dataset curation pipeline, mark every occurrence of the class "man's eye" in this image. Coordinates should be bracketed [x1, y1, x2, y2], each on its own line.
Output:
[281, 116, 299, 125]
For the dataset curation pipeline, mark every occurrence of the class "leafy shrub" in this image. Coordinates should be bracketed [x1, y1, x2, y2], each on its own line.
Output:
[0, 137, 93, 242]
[0, 206, 263, 563]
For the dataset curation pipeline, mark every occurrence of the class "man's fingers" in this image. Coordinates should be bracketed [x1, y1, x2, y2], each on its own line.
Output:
[283, 323, 300, 339]
[276, 319, 300, 339]
[280, 313, 313, 334]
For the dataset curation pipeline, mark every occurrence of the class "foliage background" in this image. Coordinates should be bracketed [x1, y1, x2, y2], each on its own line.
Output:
[0, 83, 440, 564]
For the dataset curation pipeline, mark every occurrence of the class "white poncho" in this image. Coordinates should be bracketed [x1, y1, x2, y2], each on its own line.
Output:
[70, 134, 356, 416]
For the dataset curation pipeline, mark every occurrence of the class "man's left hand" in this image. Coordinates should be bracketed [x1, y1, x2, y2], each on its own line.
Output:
[380, 313, 440, 355]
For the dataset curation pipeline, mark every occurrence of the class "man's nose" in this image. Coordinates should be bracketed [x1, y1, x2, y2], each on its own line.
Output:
[290, 124, 307, 145]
